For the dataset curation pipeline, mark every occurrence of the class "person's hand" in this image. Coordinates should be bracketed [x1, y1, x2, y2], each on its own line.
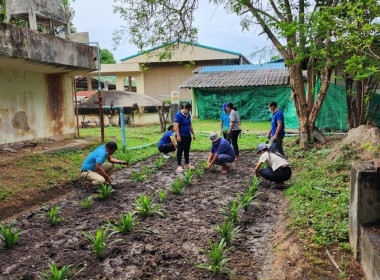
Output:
[205, 164, 212, 170]
[177, 135, 181, 143]
[193, 134, 196, 141]
[267, 133, 271, 140]
[273, 135, 278, 142]
[120, 161, 128, 165]
[106, 176, 112, 184]
[227, 130, 231, 135]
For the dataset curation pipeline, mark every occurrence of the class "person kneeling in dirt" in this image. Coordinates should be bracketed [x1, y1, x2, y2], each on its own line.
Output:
[158, 125, 177, 158]
[205, 133, 235, 174]
[254, 143, 291, 188]
[80, 142, 128, 191]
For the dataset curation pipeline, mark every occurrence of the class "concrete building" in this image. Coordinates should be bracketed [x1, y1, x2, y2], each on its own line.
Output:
[0, 22, 97, 146]
[89, 41, 250, 101]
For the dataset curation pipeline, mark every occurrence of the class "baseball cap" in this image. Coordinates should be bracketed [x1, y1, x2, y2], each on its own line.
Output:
[257, 143, 268, 154]
[221, 102, 227, 110]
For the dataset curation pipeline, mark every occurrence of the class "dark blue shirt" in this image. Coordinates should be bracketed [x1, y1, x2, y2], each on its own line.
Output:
[210, 138, 235, 158]
[158, 130, 174, 147]
[271, 109, 286, 137]
[174, 111, 192, 136]
[81, 145, 107, 171]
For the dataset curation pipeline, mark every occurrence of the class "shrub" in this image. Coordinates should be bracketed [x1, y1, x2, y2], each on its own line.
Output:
[40, 261, 84, 280]
[134, 194, 165, 217]
[38, 206, 67, 226]
[0, 220, 22, 248]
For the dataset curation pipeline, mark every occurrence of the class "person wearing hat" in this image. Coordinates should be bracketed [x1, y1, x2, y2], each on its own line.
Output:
[220, 102, 231, 143]
[254, 143, 291, 187]
[205, 133, 235, 174]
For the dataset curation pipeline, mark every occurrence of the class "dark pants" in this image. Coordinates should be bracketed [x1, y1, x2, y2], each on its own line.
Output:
[177, 135, 192, 165]
[270, 135, 285, 157]
[158, 143, 175, 154]
[230, 130, 241, 157]
[259, 166, 292, 183]
[222, 132, 231, 144]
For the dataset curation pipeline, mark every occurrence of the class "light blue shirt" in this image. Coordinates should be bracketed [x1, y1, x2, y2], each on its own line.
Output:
[220, 111, 230, 131]
[81, 145, 107, 171]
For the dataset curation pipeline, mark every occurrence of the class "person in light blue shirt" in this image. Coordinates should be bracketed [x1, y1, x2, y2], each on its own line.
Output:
[220, 102, 231, 143]
[158, 125, 177, 157]
[80, 142, 128, 191]
[205, 133, 235, 174]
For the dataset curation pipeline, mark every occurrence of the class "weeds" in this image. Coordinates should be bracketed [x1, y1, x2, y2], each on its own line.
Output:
[157, 189, 167, 203]
[219, 200, 241, 223]
[81, 226, 122, 260]
[0, 220, 22, 248]
[134, 194, 165, 217]
[216, 220, 240, 244]
[38, 206, 67, 226]
[105, 212, 138, 233]
[79, 196, 93, 209]
[131, 171, 147, 182]
[170, 178, 185, 194]
[96, 184, 115, 200]
[40, 261, 84, 280]
[182, 169, 192, 186]
[196, 238, 233, 275]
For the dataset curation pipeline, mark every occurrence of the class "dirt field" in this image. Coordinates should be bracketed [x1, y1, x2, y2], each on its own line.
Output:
[0, 151, 286, 279]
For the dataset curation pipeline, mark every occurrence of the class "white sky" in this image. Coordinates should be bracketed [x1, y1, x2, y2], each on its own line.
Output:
[71, 0, 273, 63]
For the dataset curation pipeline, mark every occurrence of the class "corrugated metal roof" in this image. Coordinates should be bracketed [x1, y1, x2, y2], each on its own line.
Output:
[196, 62, 285, 73]
[179, 68, 291, 88]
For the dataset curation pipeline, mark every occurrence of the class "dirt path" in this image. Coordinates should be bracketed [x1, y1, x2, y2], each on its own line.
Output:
[0, 152, 286, 279]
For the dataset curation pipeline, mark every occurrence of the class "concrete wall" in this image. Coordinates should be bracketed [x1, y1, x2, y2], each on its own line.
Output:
[80, 111, 161, 127]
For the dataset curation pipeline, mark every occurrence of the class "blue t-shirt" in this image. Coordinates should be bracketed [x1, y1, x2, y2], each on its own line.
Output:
[220, 111, 230, 131]
[210, 138, 235, 158]
[81, 145, 108, 171]
[271, 109, 286, 137]
[158, 130, 174, 147]
[174, 111, 192, 136]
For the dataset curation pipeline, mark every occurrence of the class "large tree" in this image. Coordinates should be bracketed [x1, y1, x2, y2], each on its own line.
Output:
[100, 48, 117, 64]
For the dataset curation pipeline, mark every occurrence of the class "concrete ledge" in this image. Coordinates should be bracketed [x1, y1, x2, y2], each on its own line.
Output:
[360, 225, 380, 280]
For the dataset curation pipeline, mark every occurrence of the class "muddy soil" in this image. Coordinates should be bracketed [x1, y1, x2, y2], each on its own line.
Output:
[0, 152, 285, 280]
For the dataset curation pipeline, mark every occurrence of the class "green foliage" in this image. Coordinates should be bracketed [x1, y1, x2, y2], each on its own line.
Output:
[96, 184, 115, 200]
[99, 48, 116, 64]
[194, 168, 203, 179]
[39, 206, 67, 226]
[182, 169, 192, 186]
[153, 159, 162, 169]
[236, 191, 258, 211]
[216, 220, 240, 244]
[134, 194, 165, 217]
[157, 189, 167, 203]
[0, 220, 22, 248]
[106, 212, 138, 233]
[142, 165, 156, 175]
[81, 226, 122, 260]
[131, 171, 147, 182]
[219, 200, 241, 223]
[40, 261, 84, 280]
[169, 178, 185, 194]
[196, 239, 234, 275]
[79, 196, 94, 209]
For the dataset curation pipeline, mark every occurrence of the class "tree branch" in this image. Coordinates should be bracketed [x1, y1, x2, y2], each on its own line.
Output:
[283, 0, 293, 22]
[269, 0, 286, 22]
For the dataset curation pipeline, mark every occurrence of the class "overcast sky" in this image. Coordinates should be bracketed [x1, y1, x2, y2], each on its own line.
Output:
[71, 0, 274, 63]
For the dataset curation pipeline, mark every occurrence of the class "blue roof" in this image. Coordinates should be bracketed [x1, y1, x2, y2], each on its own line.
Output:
[198, 63, 285, 73]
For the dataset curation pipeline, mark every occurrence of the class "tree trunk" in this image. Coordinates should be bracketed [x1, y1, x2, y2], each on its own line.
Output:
[345, 78, 355, 129]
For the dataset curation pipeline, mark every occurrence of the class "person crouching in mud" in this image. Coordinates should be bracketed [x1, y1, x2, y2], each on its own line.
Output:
[205, 133, 235, 174]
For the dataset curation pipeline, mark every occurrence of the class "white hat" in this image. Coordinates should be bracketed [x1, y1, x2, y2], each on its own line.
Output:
[209, 133, 220, 142]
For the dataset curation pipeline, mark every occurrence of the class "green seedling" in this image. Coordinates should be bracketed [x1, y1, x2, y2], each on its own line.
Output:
[96, 184, 115, 200]
[105, 212, 138, 233]
[38, 205, 67, 226]
[142, 165, 156, 175]
[195, 168, 203, 179]
[170, 178, 185, 194]
[40, 261, 84, 280]
[160, 156, 167, 165]
[79, 196, 93, 209]
[216, 220, 241, 243]
[153, 159, 162, 169]
[219, 200, 241, 223]
[0, 220, 22, 248]
[196, 238, 234, 275]
[157, 189, 167, 203]
[131, 171, 147, 182]
[248, 177, 262, 196]
[183, 169, 192, 186]
[236, 192, 258, 211]
[200, 160, 208, 171]
[123, 151, 132, 165]
[81, 226, 122, 260]
[134, 194, 165, 217]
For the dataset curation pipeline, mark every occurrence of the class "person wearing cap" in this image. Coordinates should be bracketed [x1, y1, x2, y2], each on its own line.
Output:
[205, 133, 235, 174]
[158, 124, 177, 158]
[80, 142, 128, 191]
[225, 102, 241, 160]
[268, 101, 286, 157]
[254, 143, 291, 187]
[220, 102, 231, 143]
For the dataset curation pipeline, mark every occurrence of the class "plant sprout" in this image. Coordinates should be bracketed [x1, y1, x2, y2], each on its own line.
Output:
[134, 194, 165, 217]
[38, 206, 67, 226]
[157, 189, 167, 203]
[236, 192, 258, 211]
[183, 169, 192, 186]
[96, 184, 115, 200]
[153, 159, 162, 169]
[170, 178, 185, 194]
[131, 171, 147, 182]
[40, 261, 84, 280]
[0, 220, 22, 248]
[105, 212, 138, 233]
[216, 220, 241, 243]
[219, 200, 241, 223]
[195, 168, 202, 179]
[79, 196, 94, 209]
[142, 165, 155, 175]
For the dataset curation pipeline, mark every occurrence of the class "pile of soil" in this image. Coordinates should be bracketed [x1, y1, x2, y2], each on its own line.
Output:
[0, 152, 285, 279]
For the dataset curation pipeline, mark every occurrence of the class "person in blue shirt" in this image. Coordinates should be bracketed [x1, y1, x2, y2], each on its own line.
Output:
[205, 133, 235, 174]
[220, 102, 231, 143]
[267, 101, 286, 157]
[174, 103, 196, 172]
[158, 125, 177, 158]
[80, 142, 128, 191]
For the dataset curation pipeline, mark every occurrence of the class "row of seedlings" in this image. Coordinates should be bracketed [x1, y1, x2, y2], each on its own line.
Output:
[196, 176, 262, 277]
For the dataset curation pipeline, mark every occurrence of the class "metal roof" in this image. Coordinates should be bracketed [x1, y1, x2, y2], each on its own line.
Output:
[195, 63, 285, 73]
[180, 68, 291, 88]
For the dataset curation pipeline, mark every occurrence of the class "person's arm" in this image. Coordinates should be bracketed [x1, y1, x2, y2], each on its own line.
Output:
[220, 120, 224, 133]
[268, 128, 272, 140]
[107, 155, 127, 165]
[228, 121, 235, 134]
[95, 163, 112, 184]
[273, 122, 282, 142]
[191, 124, 196, 141]
[174, 122, 181, 143]
[254, 162, 263, 177]
[206, 153, 218, 169]
[170, 135, 177, 150]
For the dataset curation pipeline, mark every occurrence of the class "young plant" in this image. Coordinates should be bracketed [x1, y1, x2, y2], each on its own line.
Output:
[123, 151, 132, 165]
[142, 165, 155, 175]
[38, 205, 67, 226]
[196, 238, 234, 275]
[81, 226, 122, 260]
[248, 177, 262, 196]
[219, 200, 241, 223]
[160, 156, 167, 165]
[131, 171, 147, 182]
[96, 184, 115, 200]
[153, 159, 162, 169]
[105, 212, 138, 233]
[195, 168, 202, 179]
[216, 220, 241, 243]
[157, 189, 167, 203]
[170, 178, 185, 194]
[40, 261, 84, 280]
[200, 160, 208, 171]
[134, 194, 165, 217]
[79, 196, 94, 209]
[182, 169, 192, 186]
[236, 192, 258, 211]
[0, 220, 22, 248]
